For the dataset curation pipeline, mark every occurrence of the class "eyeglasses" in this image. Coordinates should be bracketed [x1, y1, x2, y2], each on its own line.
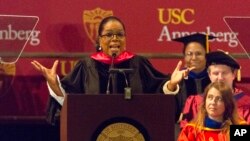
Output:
[100, 32, 126, 40]
[185, 51, 205, 58]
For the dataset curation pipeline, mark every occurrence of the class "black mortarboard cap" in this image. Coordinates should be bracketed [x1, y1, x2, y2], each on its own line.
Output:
[172, 33, 216, 53]
[206, 50, 241, 81]
[206, 50, 240, 69]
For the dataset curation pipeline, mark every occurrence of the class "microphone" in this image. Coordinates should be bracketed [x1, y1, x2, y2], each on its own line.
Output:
[110, 53, 116, 68]
[106, 53, 117, 94]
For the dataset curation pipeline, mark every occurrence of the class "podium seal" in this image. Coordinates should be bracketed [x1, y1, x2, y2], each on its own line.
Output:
[92, 117, 149, 141]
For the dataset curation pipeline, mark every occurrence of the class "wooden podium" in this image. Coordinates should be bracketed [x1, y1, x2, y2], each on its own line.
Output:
[60, 94, 175, 141]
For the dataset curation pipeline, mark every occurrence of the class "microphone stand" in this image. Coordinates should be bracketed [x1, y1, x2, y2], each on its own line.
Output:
[110, 54, 117, 94]
[106, 53, 134, 99]
[106, 53, 116, 94]
[109, 68, 133, 100]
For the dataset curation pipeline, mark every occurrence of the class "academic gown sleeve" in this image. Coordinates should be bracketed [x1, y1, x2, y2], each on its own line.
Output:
[235, 93, 250, 124]
[178, 124, 227, 141]
[177, 125, 197, 141]
[46, 97, 62, 125]
[60, 60, 88, 94]
[46, 59, 91, 125]
[180, 95, 203, 128]
[135, 56, 170, 93]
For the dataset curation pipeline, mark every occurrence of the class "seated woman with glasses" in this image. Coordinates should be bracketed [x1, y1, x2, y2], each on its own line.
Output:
[31, 16, 186, 125]
[177, 81, 247, 141]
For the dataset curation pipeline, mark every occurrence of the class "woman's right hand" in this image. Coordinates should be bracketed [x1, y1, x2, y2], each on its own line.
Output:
[168, 60, 195, 91]
[31, 60, 64, 97]
[31, 60, 59, 87]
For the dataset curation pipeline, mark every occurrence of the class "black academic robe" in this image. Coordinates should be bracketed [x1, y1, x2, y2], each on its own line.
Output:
[46, 55, 170, 125]
[175, 70, 211, 122]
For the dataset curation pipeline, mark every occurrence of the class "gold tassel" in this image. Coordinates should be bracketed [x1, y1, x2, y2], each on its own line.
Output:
[206, 33, 209, 53]
[237, 68, 241, 81]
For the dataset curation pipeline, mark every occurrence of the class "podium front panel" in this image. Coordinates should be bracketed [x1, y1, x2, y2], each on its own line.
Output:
[60, 94, 175, 141]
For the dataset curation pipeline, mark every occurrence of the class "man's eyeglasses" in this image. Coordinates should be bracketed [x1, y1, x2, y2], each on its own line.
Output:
[100, 32, 126, 40]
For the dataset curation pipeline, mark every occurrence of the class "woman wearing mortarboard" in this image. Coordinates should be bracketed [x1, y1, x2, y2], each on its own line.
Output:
[164, 33, 216, 123]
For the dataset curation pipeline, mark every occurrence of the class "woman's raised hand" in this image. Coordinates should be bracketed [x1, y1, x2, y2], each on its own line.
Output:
[167, 60, 195, 91]
[31, 60, 59, 86]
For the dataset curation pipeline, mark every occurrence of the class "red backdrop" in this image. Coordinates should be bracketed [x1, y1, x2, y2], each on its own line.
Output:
[0, 0, 250, 117]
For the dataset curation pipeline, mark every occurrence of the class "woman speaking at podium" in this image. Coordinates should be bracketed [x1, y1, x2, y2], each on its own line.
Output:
[31, 16, 187, 125]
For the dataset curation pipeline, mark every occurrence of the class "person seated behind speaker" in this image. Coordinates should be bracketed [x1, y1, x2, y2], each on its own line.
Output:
[164, 33, 216, 123]
[180, 50, 250, 128]
[31, 16, 188, 125]
[178, 81, 247, 141]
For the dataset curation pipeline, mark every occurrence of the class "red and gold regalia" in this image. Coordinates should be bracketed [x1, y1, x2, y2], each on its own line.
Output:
[180, 88, 250, 128]
[178, 123, 227, 141]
